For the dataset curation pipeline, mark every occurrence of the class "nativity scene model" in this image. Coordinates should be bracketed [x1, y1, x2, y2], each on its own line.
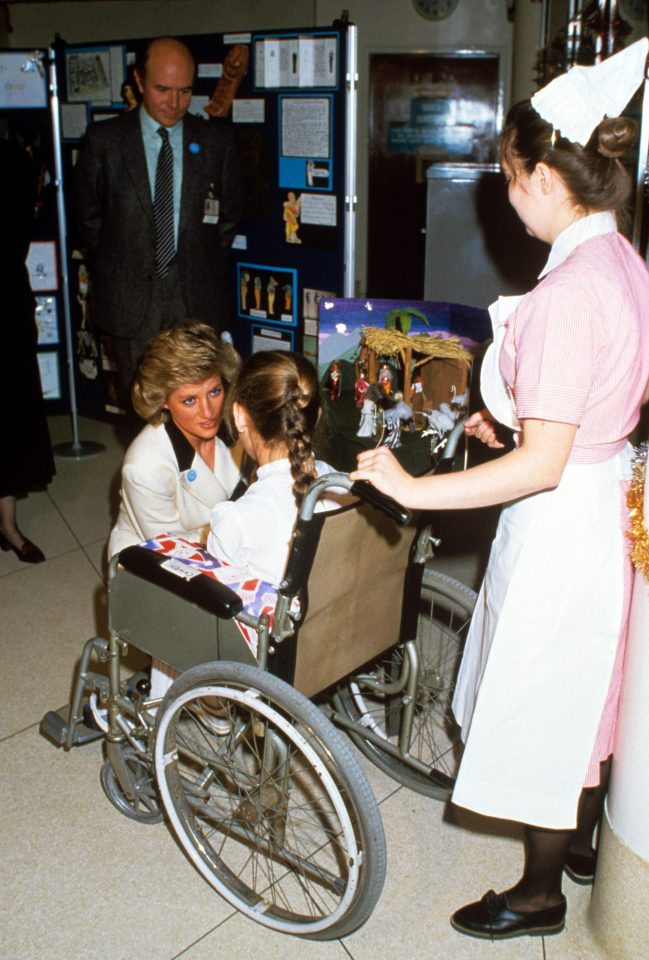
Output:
[352, 325, 471, 448]
[318, 298, 489, 459]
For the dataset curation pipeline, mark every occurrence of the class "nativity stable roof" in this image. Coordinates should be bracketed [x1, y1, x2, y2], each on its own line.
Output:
[361, 326, 471, 364]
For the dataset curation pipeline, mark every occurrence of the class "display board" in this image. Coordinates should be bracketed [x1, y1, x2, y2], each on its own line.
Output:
[52, 23, 356, 419]
[0, 49, 67, 411]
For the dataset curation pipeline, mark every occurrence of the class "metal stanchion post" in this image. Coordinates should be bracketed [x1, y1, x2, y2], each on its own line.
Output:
[47, 45, 104, 460]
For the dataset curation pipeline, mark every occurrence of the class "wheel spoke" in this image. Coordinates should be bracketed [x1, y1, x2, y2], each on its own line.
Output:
[333, 571, 476, 799]
[154, 663, 385, 938]
[101, 747, 163, 824]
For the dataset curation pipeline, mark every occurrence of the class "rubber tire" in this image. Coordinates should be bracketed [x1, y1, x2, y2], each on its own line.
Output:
[100, 747, 163, 824]
[154, 660, 387, 940]
[333, 569, 476, 800]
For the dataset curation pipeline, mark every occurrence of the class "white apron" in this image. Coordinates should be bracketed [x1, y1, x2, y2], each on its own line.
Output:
[451, 295, 629, 830]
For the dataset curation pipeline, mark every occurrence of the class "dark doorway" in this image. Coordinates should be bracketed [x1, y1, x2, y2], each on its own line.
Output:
[367, 52, 502, 300]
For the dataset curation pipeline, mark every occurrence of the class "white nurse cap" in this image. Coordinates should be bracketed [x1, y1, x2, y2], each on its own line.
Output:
[530, 36, 648, 146]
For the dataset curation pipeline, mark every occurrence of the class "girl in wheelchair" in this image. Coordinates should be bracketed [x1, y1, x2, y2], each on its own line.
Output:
[207, 348, 346, 585]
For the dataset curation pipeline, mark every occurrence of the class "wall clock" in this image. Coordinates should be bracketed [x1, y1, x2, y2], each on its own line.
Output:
[412, 0, 460, 20]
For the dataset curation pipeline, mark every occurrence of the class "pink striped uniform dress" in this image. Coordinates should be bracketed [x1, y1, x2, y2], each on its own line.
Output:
[501, 230, 649, 785]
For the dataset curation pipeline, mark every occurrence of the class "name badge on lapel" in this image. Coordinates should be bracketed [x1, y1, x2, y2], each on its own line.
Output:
[203, 183, 220, 224]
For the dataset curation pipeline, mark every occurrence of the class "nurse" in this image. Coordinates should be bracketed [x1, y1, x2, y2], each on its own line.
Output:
[351, 38, 649, 941]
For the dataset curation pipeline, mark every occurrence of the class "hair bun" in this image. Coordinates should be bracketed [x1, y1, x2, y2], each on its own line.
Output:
[597, 116, 638, 159]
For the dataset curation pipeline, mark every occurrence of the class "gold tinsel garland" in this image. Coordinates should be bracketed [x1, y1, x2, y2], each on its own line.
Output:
[627, 443, 649, 582]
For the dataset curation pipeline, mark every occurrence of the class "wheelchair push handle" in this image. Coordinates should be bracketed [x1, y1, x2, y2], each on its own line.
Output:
[350, 479, 412, 527]
[440, 418, 468, 463]
[300, 472, 411, 527]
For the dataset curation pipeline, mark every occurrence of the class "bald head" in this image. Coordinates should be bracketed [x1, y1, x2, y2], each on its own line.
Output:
[135, 37, 195, 127]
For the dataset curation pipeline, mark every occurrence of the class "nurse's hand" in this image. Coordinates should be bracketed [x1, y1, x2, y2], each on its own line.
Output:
[350, 446, 415, 505]
[464, 410, 505, 449]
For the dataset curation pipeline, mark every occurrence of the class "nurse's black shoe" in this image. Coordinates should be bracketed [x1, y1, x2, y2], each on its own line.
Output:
[564, 848, 597, 885]
[450, 889, 567, 940]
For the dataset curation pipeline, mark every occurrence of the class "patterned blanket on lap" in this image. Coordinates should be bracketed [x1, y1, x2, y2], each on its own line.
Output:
[138, 535, 280, 656]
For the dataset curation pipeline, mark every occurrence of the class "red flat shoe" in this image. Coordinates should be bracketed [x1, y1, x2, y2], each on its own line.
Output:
[0, 533, 45, 564]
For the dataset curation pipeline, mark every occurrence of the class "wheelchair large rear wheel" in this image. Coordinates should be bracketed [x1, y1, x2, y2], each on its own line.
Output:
[154, 661, 386, 939]
[333, 569, 476, 800]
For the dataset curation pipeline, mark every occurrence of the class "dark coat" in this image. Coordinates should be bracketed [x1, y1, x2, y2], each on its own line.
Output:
[0, 139, 55, 495]
[73, 109, 243, 338]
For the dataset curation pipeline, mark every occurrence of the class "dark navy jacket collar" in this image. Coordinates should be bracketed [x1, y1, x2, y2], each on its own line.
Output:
[164, 418, 195, 472]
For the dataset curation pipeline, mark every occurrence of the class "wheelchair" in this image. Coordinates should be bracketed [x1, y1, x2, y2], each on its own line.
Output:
[41, 421, 476, 940]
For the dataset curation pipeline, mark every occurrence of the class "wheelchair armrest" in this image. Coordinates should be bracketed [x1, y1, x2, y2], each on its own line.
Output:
[117, 545, 244, 620]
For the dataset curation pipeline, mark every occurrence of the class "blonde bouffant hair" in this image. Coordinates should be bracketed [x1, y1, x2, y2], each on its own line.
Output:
[132, 321, 241, 424]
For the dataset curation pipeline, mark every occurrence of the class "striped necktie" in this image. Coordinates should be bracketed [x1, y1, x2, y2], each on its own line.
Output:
[153, 126, 175, 278]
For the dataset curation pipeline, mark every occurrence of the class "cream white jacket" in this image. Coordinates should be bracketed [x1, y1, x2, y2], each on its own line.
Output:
[109, 420, 246, 558]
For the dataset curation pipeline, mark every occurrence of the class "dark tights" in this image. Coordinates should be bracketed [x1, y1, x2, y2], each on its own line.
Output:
[572, 756, 611, 856]
[0, 494, 23, 550]
[505, 757, 611, 911]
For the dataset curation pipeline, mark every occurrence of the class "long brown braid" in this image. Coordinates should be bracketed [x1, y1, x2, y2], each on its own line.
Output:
[227, 350, 321, 506]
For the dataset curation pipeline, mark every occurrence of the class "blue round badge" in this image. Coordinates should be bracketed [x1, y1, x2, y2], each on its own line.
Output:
[188, 142, 201, 154]
[187, 469, 197, 482]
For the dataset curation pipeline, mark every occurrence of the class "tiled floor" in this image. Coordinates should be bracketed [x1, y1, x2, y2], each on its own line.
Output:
[1, 415, 606, 960]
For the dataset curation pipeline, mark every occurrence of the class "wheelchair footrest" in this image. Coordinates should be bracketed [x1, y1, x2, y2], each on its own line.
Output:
[40, 710, 68, 745]
[40, 706, 104, 748]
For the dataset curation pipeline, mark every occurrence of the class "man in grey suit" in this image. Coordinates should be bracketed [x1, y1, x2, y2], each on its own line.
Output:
[74, 36, 243, 397]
